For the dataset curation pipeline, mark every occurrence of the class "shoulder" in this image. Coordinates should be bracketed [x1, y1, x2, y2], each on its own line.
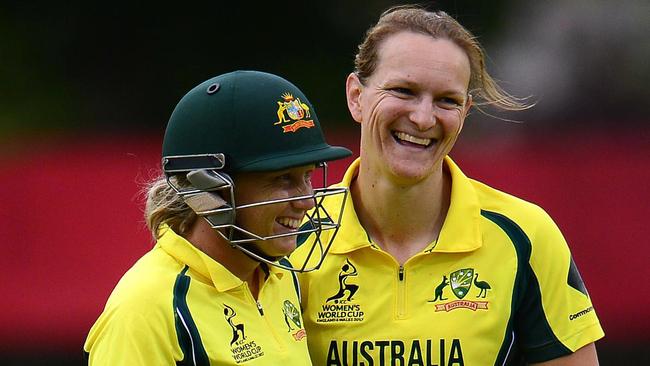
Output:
[467, 177, 578, 271]
[85, 248, 183, 349]
[103, 247, 185, 319]
[470, 178, 560, 238]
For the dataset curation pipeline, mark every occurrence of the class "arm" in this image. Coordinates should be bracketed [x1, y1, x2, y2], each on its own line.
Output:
[530, 342, 599, 366]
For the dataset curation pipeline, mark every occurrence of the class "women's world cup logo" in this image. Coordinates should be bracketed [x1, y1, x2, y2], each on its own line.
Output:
[223, 304, 264, 362]
[275, 92, 315, 133]
[316, 259, 365, 323]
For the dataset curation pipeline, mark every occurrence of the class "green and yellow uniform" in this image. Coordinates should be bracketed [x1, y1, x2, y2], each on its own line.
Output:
[292, 157, 604, 365]
[84, 227, 310, 365]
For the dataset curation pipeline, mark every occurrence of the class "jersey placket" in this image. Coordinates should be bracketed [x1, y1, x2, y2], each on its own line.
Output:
[245, 280, 286, 352]
[368, 243, 411, 320]
[395, 252, 430, 320]
[396, 264, 407, 319]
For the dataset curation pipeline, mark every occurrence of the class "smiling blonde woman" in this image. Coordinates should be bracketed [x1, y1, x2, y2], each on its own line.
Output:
[291, 6, 604, 366]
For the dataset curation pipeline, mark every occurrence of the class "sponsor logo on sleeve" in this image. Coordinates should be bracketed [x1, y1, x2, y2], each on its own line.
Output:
[569, 306, 594, 321]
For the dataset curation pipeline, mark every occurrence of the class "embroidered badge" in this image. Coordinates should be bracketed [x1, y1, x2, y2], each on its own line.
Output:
[274, 92, 315, 133]
[282, 299, 307, 341]
[428, 268, 491, 312]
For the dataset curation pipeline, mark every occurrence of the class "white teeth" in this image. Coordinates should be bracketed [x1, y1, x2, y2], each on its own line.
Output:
[395, 132, 431, 146]
[277, 217, 300, 229]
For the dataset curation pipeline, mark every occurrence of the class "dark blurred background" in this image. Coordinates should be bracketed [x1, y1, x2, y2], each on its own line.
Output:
[1, 1, 649, 364]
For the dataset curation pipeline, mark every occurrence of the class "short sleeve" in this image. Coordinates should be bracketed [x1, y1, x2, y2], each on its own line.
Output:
[516, 209, 604, 362]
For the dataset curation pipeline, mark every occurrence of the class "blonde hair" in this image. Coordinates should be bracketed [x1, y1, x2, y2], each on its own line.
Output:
[143, 174, 197, 240]
[354, 5, 529, 111]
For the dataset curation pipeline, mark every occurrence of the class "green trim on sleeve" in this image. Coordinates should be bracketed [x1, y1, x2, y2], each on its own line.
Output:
[481, 210, 572, 364]
[567, 256, 588, 296]
[173, 266, 210, 366]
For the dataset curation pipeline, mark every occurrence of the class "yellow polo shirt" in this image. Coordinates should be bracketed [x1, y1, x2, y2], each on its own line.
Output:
[291, 157, 604, 365]
[84, 227, 310, 365]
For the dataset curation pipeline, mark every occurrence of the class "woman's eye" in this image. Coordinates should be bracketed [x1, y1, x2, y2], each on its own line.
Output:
[439, 97, 461, 107]
[389, 87, 413, 96]
[276, 174, 292, 183]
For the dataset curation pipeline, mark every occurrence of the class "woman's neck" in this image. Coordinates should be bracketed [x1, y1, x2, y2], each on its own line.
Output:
[351, 163, 451, 264]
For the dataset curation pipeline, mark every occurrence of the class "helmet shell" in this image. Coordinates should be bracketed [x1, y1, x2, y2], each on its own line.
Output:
[162, 70, 351, 172]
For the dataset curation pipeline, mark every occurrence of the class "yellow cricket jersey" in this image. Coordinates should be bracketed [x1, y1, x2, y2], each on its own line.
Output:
[84, 227, 311, 365]
[291, 157, 604, 366]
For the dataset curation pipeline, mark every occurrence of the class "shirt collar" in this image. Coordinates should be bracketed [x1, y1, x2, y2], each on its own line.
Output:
[157, 226, 284, 291]
[329, 156, 482, 254]
[435, 156, 483, 253]
[328, 158, 373, 254]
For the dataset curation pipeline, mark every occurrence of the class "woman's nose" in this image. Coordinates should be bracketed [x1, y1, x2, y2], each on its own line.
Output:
[409, 99, 437, 130]
[291, 184, 316, 210]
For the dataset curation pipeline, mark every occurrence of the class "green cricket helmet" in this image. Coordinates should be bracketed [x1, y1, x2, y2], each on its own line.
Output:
[162, 70, 350, 172]
[161, 70, 351, 272]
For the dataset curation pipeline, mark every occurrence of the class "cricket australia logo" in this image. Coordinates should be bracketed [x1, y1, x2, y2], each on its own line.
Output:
[316, 259, 365, 323]
[428, 268, 491, 312]
[274, 92, 315, 133]
[223, 304, 264, 362]
[282, 299, 306, 341]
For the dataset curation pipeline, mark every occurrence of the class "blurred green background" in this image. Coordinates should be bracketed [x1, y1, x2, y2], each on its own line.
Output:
[4, 0, 647, 140]
[0, 0, 505, 137]
[2, 1, 649, 364]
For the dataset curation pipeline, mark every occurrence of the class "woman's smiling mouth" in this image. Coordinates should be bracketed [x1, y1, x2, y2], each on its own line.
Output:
[393, 131, 435, 148]
[276, 217, 301, 230]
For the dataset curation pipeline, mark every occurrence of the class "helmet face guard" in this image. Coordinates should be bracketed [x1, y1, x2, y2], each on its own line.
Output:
[164, 154, 347, 272]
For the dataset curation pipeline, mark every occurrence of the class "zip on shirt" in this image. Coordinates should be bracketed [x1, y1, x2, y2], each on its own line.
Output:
[256, 300, 264, 316]
[397, 265, 407, 318]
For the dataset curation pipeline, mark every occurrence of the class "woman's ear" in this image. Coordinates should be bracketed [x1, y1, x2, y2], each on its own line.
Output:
[345, 73, 364, 123]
